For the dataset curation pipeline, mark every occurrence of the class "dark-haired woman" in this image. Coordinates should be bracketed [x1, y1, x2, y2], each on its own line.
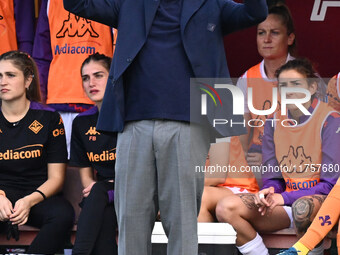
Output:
[0, 50, 74, 254]
[70, 53, 117, 255]
[216, 59, 340, 255]
[277, 75, 340, 255]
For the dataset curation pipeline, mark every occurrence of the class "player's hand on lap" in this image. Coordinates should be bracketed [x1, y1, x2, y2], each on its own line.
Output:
[83, 181, 96, 197]
[10, 198, 31, 226]
[0, 196, 13, 221]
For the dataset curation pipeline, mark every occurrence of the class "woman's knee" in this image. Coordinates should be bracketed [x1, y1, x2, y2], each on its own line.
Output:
[89, 182, 112, 199]
[215, 195, 241, 223]
[292, 196, 324, 235]
[200, 187, 215, 209]
[92, 181, 110, 192]
[49, 198, 75, 228]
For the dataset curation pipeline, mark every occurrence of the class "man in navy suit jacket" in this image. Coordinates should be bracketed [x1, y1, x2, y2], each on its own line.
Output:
[64, 0, 267, 254]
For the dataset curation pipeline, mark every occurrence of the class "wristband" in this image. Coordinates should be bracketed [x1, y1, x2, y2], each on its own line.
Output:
[0, 190, 6, 197]
[34, 190, 46, 200]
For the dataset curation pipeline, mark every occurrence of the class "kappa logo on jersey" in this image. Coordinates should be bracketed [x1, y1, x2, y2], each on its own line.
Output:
[311, 0, 340, 21]
[0, 15, 6, 35]
[319, 215, 332, 226]
[56, 13, 99, 38]
[85, 127, 100, 136]
[279, 146, 312, 173]
[85, 127, 100, 141]
[29, 120, 43, 134]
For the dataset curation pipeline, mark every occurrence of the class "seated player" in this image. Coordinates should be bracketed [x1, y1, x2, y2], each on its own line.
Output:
[215, 59, 340, 255]
[278, 73, 340, 255]
[0, 50, 74, 254]
[198, 137, 259, 222]
[70, 53, 117, 255]
[277, 178, 340, 255]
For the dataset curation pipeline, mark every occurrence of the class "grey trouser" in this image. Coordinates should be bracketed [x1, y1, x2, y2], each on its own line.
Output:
[114, 120, 210, 255]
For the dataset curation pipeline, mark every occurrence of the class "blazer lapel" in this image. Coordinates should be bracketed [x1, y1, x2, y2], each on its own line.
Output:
[144, 0, 161, 35]
[181, 0, 206, 32]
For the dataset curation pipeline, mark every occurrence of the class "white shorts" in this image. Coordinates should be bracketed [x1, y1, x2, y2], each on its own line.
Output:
[225, 186, 250, 194]
[283, 206, 294, 228]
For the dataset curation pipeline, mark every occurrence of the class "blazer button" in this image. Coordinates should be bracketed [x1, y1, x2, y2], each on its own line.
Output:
[127, 58, 132, 63]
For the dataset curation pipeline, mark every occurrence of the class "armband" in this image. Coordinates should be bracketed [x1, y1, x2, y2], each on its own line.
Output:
[33, 190, 46, 200]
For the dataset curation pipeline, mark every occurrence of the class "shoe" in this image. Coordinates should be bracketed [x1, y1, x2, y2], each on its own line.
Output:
[276, 247, 299, 255]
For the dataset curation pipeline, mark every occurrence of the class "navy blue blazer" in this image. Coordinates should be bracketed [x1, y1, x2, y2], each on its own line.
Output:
[64, 0, 267, 137]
